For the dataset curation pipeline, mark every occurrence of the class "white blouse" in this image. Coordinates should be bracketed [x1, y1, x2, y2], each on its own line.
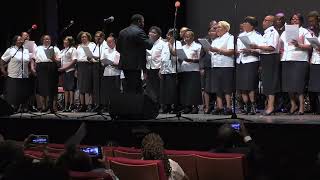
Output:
[146, 38, 165, 70]
[311, 35, 320, 64]
[280, 27, 311, 62]
[34, 45, 60, 63]
[92, 40, 108, 63]
[76, 42, 96, 62]
[168, 159, 185, 180]
[210, 32, 234, 67]
[180, 41, 202, 72]
[1, 46, 30, 78]
[261, 26, 280, 54]
[160, 41, 182, 74]
[60, 47, 77, 72]
[101, 48, 121, 76]
[237, 31, 265, 64]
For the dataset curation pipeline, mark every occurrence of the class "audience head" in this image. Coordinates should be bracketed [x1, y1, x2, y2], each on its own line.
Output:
[131, 14, 145, 28]
[141, 133, 172, 177]
[263, 15, 275, 30]
[290, 13, 304, 27]
[243, 16, 258, 32]
[56, 145, 93, 172]
[216, 123, 242, 150]
[0, 140, 25, 173]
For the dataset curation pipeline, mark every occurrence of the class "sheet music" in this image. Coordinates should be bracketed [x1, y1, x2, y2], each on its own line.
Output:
[306, 37, 320, 48]
[101, 58, 114, 65]
[82, 46, 93, 58]
[44, 48, 54, 59]
[239, 36, 251, 48]
[285, 25, 299, 42]
[176, 49, 188, 60]
[23, 41, 35, 53]
[198, 38, 211, 50]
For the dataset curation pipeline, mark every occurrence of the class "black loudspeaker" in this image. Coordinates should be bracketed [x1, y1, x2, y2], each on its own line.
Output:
[109, 93, 160, 120]
[0, 98, 14, 116]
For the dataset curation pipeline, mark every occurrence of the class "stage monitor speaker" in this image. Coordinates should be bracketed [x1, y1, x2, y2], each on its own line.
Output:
[109, 92, 160, 120]
[0, 98, 14, 116]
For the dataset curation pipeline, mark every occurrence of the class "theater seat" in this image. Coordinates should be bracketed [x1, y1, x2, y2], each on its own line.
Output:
[194, 152, 246, 180]
[107, 157, 167, 180]
[165, 150, 198, 180]
[69, 171, 113, 180]
[113, 147, 142, 159]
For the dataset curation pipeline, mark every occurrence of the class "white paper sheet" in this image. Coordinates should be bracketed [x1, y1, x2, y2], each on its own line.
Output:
[198, 38, 211, 50]
[306, 37, 320, 48]
[101, 58, 114, 65]
[82, 46, 93, 58]
[239, 36, 251, 48]
[285, 25, 299, 42]
[23, 41, 35, 53]
[176, 49, 188, 60]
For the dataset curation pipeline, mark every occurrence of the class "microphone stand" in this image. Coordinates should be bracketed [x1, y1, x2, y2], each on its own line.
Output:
[156, 4, 194, 121]
[206, 0, 252, 123]
[78, 40, 112, 121]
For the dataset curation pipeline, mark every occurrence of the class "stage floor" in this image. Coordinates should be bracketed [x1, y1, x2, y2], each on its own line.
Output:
[3, 112, 320, 125]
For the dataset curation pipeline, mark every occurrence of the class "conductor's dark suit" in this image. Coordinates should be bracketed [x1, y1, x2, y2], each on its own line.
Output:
[117, 24, 153, 94]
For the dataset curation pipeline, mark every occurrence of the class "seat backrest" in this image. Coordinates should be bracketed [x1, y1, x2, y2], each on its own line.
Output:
[69, 171, 113, 180]
[113, 147, 142, 159]
[108, 157, 167, 180]
[194, 152, 245, 180]
[165, 150, 198, 180]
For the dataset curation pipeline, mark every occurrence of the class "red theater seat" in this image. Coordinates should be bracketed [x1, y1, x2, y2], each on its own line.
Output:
[194, 152, 246, 180]
[107, 157, 167, 180]
[113, 147, 142, 159]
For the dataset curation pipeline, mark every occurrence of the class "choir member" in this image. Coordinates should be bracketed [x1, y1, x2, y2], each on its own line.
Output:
[76, 31, 95, 112]
[100, 35, 121, 111]
[179, 30, 202, 114]
[34, 35, 61, 113]
[1, 35, 34, 112]
[159, 28, 181, 113]
[250, 15, 280, 115]
[92, 31, 108, 111]
[280, 13, 312, 115]
[146, 26, 165, 102]
[201, 23, 217, 114]
[236, 16, 265, 115]
[207, 21, 235, 115]
[58, 36, 77, 112]
[275, 12, 286, 35]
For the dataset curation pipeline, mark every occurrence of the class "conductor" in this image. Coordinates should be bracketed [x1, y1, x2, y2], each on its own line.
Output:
[117, 14, 154, 94]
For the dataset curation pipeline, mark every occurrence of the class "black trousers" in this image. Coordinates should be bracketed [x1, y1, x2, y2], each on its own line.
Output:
[123, 70, 143, 94]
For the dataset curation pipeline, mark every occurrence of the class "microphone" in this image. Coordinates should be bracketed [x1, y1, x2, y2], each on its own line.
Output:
[63, 20, 74, 30]
[175, 1, 181, 16]
[104, 16, 114, 23]
[27, 24, 38, 34]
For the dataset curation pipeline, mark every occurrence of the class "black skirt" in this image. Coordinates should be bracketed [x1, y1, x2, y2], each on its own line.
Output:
[236, 61, 259, 91]
[6, 77, 31, 105]
[63, 70, 76, 91]
[36, 62, 59, 96]
[77, 62, 93, 94]
[282, 61, 308, 93]
[92, 63, 104, 103]
[160, 74, 178, 104]
[146, 69, 160, 101]
[309, 64, 320, 92]
[210, 67, 234, 95]
[100, 76, 120, 105]
[179, 72, 202, 105]
[260, 54, 281, 95]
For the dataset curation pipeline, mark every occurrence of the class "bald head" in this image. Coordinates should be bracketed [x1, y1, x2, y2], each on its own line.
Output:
[263, 15, 275, 30]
